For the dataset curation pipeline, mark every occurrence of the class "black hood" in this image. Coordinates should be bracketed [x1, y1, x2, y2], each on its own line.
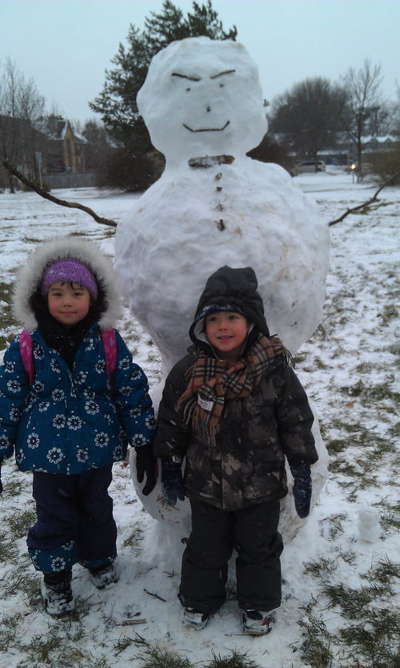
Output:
[189, 266, 270, 347]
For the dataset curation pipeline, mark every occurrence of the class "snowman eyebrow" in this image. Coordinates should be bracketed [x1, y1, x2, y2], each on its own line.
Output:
[171, 72, 201, 81]
[210, 69, 236, 79]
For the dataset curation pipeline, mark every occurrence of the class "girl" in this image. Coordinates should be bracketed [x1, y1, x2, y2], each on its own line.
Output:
[154, 265, 318, 635]
[0, 237, 156, 617]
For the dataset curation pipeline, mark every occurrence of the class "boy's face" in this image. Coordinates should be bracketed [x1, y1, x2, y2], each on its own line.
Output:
[205, 311, 249, 360]
[47, 281, 91, 326]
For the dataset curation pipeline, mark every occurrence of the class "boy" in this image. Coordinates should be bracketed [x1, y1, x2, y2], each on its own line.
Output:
[154, 265, 318, 635]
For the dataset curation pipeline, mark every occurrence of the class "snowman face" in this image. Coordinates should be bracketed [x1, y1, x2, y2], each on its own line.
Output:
[138, 37, 268, 165]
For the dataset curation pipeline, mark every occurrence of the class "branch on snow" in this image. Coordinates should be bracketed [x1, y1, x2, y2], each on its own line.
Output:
[328, 168, 400, 226]
[2, 160, 117, 228]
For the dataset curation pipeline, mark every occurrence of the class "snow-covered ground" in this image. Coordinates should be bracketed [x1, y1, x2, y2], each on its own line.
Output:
[0, 168, 399, 667]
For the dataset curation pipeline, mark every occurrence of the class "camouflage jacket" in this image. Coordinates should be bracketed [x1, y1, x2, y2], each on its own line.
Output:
[154, 351, 318, 511]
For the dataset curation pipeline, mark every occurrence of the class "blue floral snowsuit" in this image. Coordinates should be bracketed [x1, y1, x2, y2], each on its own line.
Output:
[0, 324, 155, 573]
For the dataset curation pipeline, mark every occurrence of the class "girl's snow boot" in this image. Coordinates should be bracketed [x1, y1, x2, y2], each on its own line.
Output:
[89, 562, 118, 589]
[183, 607, 210, 630]
[41, 571, 74, 618]
[241, 609, 274, 635]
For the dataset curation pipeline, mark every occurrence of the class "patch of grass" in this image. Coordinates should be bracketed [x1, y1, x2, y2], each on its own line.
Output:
[17, 619, 106, 667]
[205, 649, 260, 668]
[300, 555, 400, 667]
[298, 613, 334, 668]
[326, 439, 347, 454]
[137, 645, 192, 668]
[0, 529, 18, 562]
[339, 608, 400, 667]
[314, 357, 328, 369]
[3, 568, 39, 603]
[328, 418, 360, 434]
[4, 477, 25, 496]
[322, 582, 393, 618]
[114, 635, 136, 656]
[388, 422, 400, 437]
[7, 508, 37, 539]
[328, 458, 378, 491]
[320, 513, 346, 540]
[337, 549, 357, 566]
[20, 632, 67, 665]
[380, 501, 400, 532]
[131, 634, 192, 668]
[344, 378, 400, 404]
[0, 613, 22, 651]
[380, 303, 399, 324]
[355, 361, 377, 374]
[362, 558, 400, 585]
[304, 557, 337, 580]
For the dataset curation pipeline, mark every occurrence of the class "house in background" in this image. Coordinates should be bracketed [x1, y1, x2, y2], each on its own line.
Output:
[0, 113, 97, 189]
[35, 115, 96, 188]
[43, 115, 87, 174]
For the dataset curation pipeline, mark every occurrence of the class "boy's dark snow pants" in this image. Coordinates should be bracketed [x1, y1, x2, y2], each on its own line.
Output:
[27, 466, 117, 574]
[179, 499, 283, 614]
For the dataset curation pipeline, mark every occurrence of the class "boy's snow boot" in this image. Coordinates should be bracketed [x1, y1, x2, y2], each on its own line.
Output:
[89, 562, 119, 589]
[183, 607, 210, 630]
[41, 571, 74, 618]
[241, 609, 274, 635]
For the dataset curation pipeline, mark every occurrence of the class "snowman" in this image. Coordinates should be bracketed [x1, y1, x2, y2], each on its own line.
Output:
[115, 37, 329, 560]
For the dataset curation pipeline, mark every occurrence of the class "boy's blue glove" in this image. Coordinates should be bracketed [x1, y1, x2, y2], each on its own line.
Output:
[135, 446, 157, 496]
[161, 458, 185, 506]
[289, 461, 312, 518]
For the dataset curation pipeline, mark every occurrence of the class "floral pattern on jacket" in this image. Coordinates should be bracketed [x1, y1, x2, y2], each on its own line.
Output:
[0, 324, 155, 474]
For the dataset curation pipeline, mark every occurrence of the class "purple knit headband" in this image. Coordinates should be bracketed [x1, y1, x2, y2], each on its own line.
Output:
[41, 258, 98, 298]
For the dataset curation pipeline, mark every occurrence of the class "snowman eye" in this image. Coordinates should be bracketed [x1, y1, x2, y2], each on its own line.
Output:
[186, 87, 191, 92]
[219, 83, 225, 88]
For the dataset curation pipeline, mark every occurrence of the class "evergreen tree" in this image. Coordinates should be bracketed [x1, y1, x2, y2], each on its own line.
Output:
[89, 0, 237, 189]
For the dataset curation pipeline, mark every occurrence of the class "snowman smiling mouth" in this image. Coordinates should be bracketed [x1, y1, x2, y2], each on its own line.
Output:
[183, 121, 230, 132]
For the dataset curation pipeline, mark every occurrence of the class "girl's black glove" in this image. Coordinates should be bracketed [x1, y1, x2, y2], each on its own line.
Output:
[161, 459, 185, 506]
[289, 461, 312, 518]
[0, 463, 2, 495]
[135, 446, 157, 496]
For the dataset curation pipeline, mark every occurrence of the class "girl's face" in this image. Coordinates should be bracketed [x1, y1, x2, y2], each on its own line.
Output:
[47, 281, 91, 326]
[205, 311, 249, 361]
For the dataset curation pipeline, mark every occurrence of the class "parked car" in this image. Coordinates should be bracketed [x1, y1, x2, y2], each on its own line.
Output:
[295, 160, 326, 174]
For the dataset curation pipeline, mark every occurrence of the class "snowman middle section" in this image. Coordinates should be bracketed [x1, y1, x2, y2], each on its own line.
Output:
[116, 157, 328, 368]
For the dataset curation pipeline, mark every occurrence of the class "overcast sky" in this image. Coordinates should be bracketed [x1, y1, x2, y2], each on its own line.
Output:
[1, 0, 399, 123]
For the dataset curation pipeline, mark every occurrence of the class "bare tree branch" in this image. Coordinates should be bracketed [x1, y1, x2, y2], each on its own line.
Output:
[328, 169, 400, 226]
[2, 160, 117, 228]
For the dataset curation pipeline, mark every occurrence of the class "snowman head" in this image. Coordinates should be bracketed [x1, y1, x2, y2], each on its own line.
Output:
[137, 37, 268, 166]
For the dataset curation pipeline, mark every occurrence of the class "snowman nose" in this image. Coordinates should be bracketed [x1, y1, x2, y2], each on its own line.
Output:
[206, 105, 211, 112]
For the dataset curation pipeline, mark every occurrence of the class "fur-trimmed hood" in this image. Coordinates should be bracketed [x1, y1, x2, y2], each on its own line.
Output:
[13, 237, 121, 331]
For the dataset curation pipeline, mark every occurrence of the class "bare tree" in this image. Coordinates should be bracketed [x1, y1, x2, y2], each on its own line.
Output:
[269, 77, 350, 159]
[0, 58, 45, 191]
[343, 60, 383, 180]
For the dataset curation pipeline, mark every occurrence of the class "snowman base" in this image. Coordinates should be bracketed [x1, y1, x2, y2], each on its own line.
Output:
[130, 402, 328, 573]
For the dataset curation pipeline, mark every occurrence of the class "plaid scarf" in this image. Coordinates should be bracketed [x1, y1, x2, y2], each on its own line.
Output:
[177, 334, 287, 447]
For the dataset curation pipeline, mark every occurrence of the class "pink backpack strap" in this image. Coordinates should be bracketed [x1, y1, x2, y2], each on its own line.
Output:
[101, 329, 117, 380]
[19, 330, 34, 384]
